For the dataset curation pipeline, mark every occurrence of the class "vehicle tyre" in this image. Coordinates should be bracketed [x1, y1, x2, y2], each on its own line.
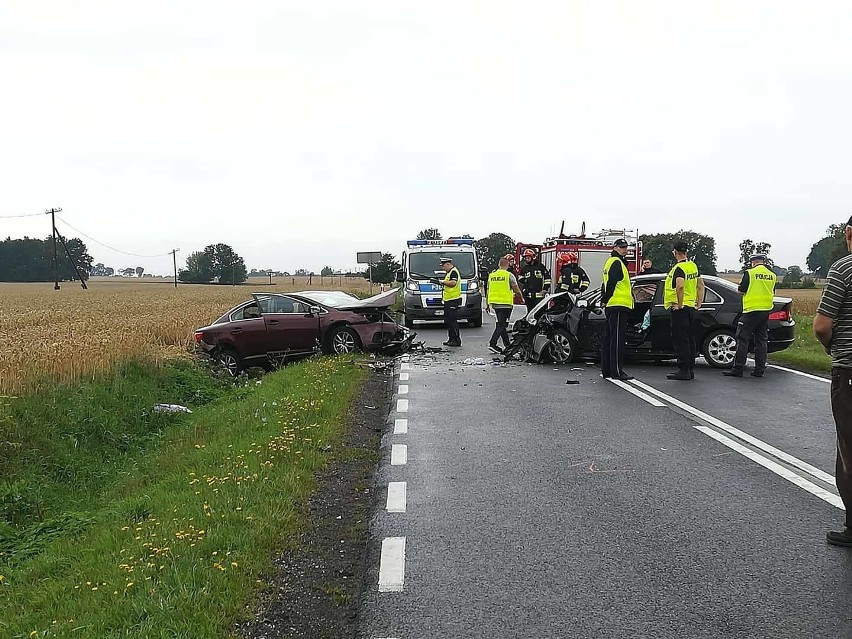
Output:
[218, 347, 243, 377]
[328, 326, 362, 355]
[702, 329, 737, 368]
[404, 315, 414, 329]
[548, 328, 578, 364]
[470, 314, 483, 328]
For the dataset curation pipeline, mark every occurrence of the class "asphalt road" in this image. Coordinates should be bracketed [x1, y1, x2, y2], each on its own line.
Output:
[357, 310, 852, 639]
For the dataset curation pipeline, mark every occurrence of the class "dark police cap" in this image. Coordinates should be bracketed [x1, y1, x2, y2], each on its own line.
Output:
[613, 238, 629, 248]
[673, 241, 689, 252]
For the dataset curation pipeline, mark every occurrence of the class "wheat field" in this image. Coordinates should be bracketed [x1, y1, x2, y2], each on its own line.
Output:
[0, 276, 374, 395]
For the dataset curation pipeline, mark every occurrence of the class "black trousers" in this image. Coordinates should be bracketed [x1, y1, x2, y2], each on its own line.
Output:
[524, 296, 539, 314]
[831, 368, 852, 527]
[601, 307, 628, 378]
[733, 310, 770, 371]
[444, 300, 461, 344]
[670, 307, 697, 372]
[490, 307, 512, 348]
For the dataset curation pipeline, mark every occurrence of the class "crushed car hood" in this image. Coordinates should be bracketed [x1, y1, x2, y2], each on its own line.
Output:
[335, 288, 400, 310]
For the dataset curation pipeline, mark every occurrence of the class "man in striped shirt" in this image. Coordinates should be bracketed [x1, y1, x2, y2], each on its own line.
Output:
[814, 216, 852, 547]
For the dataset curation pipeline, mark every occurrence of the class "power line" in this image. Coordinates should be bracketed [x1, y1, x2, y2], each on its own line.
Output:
[55, 216, 174, 259]
[0, 211, 49, 219]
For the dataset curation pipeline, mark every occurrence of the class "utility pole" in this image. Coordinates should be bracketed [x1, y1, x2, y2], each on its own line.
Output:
[46, 207, 62, 290]
[172, 249, 179, 288]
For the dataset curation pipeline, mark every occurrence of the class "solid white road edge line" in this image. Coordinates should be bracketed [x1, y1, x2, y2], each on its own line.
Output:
[391, 444, 408, 466]
[399, 372, 410, 381]
[378, 537, 406, 592]
[608, 378, 666, 407]
[386, 482, 407, 513]
[394, 418, 408, 435]
[766, 362, 830, 384]
[398, 384, 409, 395]
[630, 379, 839, 489]
[396, 399, 409, 413]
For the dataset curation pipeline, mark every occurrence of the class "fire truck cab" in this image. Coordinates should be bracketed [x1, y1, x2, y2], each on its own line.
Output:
[515, 227, 642, 296]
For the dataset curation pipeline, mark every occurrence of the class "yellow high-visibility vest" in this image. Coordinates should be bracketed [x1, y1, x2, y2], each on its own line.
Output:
[487, 269, 514, 305]
[664, 260, 700, 308]
[442, 267, 462, 303]
[743, 265, 776, 312]
[602, 257, 633, 309]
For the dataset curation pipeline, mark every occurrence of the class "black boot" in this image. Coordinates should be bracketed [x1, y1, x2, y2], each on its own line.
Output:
[827, 528, 852, 547]
[723, 368, 743, 377]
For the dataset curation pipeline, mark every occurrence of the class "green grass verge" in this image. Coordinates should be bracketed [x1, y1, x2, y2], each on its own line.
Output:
[769, 313, 831, 373]
[0, 357, 364, 638]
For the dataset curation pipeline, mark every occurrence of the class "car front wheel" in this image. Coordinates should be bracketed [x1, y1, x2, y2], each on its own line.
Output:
[703, 329, 737, 368]
[329, 326, 362, 354]
[548, 328, 578, 364]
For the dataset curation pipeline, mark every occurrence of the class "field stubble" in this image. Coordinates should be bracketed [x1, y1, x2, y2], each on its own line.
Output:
[0, 277, 373, 394]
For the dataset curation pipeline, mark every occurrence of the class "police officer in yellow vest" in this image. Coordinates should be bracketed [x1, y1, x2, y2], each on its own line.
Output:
[664, 241, 705, 381]
[724, 253, 777, 377]
[486, 257, 525, 354]
[433, 256, 463, 347]
[600, 238, 634, 380]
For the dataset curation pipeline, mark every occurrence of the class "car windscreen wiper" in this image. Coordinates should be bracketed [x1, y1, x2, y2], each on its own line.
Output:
[410, 271, 442, 282]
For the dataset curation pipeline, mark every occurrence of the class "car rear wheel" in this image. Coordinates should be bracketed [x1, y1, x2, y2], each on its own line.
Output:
[469, 314, 483, 328]
[404, 315, 414, 329]
[218, 347, 243, 376]
[329, 326, 362, 354]
[703, 329, 737, 368]
[548, 329, 578, 364]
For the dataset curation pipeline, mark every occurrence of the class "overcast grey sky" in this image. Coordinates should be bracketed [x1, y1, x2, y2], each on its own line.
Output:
[2, 1, 852, 275]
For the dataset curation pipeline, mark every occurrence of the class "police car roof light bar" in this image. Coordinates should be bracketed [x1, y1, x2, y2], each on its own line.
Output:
[406, 238, 474, 247]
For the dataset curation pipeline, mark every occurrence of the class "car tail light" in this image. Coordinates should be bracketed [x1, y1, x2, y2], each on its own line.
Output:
[769, 309, 790, 322]
[194, 331, 204, 342]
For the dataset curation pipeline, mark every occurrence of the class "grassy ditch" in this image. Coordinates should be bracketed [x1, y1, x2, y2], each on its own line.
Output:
[769, 313, 831, 373]
[0, 357, 364, 638]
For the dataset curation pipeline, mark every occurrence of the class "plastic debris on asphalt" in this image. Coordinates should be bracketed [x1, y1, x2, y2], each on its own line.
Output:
[153, 404, 192, 414]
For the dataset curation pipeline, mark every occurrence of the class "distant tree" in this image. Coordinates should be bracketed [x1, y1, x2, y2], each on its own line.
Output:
[135, 266, 144, 278]
[474, 232, 515, 273]
[294, 268, 309, 276]
[105, 266, 114, 277]
[121, 267, 135, 277]
[321, 266, 334, 277]
[364, 253, 402, 284]
[739, 239, 771, 269]
[807, 223, 848, 278]
[640, 231, 718, 276]
[416, 228, 442, 241]
[179, 250, 215, 283]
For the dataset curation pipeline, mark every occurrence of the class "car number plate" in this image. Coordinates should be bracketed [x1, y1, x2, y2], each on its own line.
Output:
[434, 309, 444, 316]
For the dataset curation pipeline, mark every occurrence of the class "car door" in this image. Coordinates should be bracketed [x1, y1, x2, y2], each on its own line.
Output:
[223, 303, 269, 361]
[254, 295, 322, 355]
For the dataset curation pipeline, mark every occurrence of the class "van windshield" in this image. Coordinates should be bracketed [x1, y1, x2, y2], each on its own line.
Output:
[408, 252, 476, 279]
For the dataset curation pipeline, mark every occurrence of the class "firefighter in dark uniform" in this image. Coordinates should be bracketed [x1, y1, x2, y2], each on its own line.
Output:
[557, 254, 591, 295]
[600, 239, 634, 380]
[518, 248, 551, 313]
[723, 253, 777, 377]
[664, 241, 705, 381]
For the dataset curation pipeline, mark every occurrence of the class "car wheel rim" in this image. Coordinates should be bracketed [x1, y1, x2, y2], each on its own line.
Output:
[220, 353, 239, 376]
[708, 333, 736, 365]
[333, 331, 356, 353]
[550, 334, 572, 363]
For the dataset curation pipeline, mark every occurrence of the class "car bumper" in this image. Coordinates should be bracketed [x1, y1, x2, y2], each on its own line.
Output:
[768, 323, 796, 353]
[364, 325, 417, 354]
[403, 291, 483, 321]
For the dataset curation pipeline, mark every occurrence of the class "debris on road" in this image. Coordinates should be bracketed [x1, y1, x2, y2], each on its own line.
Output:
[566, 380, 580, 385]
[152, 404, 192, 414]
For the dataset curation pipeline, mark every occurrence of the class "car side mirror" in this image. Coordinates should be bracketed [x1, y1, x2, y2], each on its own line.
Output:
[576, 299, 588, 308]
[309, 305, 322, 316]
[395, 270, 405, 283]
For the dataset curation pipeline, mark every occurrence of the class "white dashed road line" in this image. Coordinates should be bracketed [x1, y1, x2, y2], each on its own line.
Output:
[386, 482, 407, 513]
[399, 372, 410, 381]
[391, 444, 408, 466]
[394, 418, 408, 435]
[397, 399, 409, 413]
[398, 384, 409, 395]
[378, 537, 406, 592]
[400, 362, 411, 372]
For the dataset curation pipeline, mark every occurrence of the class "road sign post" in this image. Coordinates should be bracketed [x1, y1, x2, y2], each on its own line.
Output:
[356, 251, 382, 295]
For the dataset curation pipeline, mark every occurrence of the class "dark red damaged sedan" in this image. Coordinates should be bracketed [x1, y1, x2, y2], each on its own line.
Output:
[194, 289, 414, 375]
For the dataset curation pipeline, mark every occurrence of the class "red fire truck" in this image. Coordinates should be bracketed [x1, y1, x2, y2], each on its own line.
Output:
[514, 223, 642, 297]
